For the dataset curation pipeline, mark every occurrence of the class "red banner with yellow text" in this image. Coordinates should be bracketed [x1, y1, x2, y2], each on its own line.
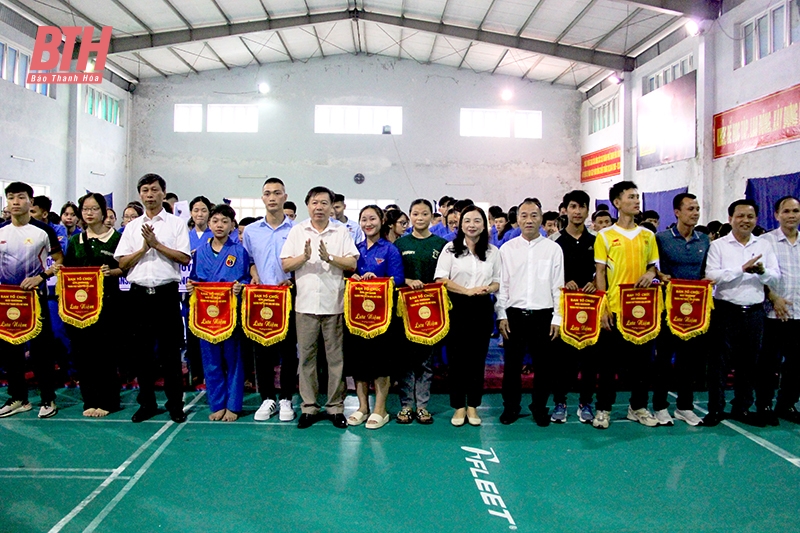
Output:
[345, 277, 394, 339]
[57, 267, 104, 328]
[617, 284, 662, 344]
[396, 283, 451, 345]
[714, 82, 800, 158]
[559, 289, 606, 349]
[0, 285, 42, 344]
[665, 279, 713, 340]
[189, 282, 237, 343]
[241, 285, 291, 347]
[581, 145, 621, 182]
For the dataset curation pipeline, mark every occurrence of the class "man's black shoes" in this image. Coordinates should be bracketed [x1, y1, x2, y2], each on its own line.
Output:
[170, 410, 187, 424]
[131, 407, 159, 423]
[757, 406, 779, 427]
[330, 413, 347, 429]
[775, 405, 800, 424]
[297, 413, 317, 429]
[701, 411, 724, 427]
[729, 409, 766, 428]
[499, 408, 520, 425]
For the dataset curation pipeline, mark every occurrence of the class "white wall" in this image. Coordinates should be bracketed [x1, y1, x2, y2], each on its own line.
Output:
[0, 18, 130, 212]
[129, 54, 583, 213]
[579, 83, 624, 204]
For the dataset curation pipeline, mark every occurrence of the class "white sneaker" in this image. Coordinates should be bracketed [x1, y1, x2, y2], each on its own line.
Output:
[254, 399, 277, 421]
[674, 409, 702, 426]
[0, 399, 32, 418]
[627, 406, 658, 427]
[592, 409, 610, 429]
[654, 409, 674, 426]
[38, 401, 58, 419]
[278, 399, 295, 422]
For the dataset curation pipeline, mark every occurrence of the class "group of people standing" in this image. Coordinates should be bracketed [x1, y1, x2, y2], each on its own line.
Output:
[1, 175, 798, 432]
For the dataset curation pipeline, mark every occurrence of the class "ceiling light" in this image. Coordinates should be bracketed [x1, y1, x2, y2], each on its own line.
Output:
[501, 89, 513, 101]
[685, 19, 700, 36]
[258, 82, 270, 94]
[608, 73, 621, 85]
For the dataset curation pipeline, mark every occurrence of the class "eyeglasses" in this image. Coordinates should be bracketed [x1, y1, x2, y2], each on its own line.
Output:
[82, 207, 102, 213]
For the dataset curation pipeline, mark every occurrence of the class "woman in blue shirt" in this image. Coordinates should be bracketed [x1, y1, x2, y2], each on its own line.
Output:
[346, 205, 405, 430]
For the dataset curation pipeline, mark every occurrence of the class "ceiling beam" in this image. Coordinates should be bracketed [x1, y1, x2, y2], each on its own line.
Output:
[161, 0, 193, 30]
[624, 14, 683, 56]
[516, 0, 546, 37]
[209, 0, 232, 25]
[312, 26, 325, 58]
[133, 51, 168, 77]
[491, 49, 508, 74]
[551, 62, 576, 85]
[591, 7, 642, 50]
[204, 42, 230, 70]
[607, 0, 719, 19]
[239, 36, 262, 66]
[110, 0, 153, 34]
[520, 54, 545, 79]
[478, 0, 498, 30]
[457, 42, 472, 69]
[555, 0, 598, 43]
[105, 58, 139, 83]
[276, 31, 294, 62]
[51, 0, 102, 30]
[168, 46, 198, 74]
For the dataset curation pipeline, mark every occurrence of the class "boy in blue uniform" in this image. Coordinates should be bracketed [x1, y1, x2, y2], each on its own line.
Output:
[188, 204, 251, 422]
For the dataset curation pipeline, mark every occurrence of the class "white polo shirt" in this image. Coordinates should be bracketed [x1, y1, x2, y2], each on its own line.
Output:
[114, 209, 191, 288]
[280, 219, 359, 315]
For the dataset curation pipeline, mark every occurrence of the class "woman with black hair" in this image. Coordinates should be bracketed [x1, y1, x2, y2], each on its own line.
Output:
[434, 205, 500, 426]
[384, 208, 409, 243]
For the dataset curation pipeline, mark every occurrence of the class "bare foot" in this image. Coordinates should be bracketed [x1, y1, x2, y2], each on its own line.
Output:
[93, 408, 110, 418]
[83, 408, 97, 417]
[222, 410, 238, 422]
[209, 409, 226, 421]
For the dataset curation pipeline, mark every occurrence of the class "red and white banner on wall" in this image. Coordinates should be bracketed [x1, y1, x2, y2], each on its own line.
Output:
[713, 82, 800, 159]
[580, 145, 621, 182]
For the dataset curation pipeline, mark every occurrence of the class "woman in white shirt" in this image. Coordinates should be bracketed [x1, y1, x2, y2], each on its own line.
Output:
[435, 205, 501, 426]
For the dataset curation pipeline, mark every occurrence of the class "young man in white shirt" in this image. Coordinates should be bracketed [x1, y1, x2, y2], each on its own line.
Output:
[115, 174, 191, 423]
[281, 186, 358, 429]
[496, 198, 565, 426]
[704, 199, 779, 427]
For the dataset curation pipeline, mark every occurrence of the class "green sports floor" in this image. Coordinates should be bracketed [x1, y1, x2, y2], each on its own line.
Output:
[2, 388, 800, 533]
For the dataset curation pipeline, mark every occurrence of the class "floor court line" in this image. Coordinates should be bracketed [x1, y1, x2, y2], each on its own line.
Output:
[47, 392, 206, 533]
[0, 468, 115, 472]
[669, 392, 800, 469]
[82, 409, 200, 533]
[0, 475, 132, 480]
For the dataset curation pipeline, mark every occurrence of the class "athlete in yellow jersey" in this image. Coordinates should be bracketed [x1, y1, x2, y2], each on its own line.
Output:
[592, 181, 659, 430]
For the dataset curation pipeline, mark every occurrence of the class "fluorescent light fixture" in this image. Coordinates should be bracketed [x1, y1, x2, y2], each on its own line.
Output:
[608, 73, 621, 85]
[685, 19, 700, 36]
[258, 82, 270, 94]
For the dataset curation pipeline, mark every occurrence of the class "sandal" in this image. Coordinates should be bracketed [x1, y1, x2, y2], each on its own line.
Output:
[396, 406, 415, 424]
[366, 413, 390, 430]
[347, 410, 369, 426]
[416, 408, 434, 425]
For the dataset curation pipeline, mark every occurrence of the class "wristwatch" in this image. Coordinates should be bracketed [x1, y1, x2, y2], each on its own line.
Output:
[327, 254, 334, 263]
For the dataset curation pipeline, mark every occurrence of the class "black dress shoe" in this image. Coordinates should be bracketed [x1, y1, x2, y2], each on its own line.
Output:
[775, 405, 800, 424]
[499, 408, 520, 425]
[297, 413, 317, 429]
[169, 410, 187, 424]
[757, 406, 779, 426]
[729, 409, 766, 428]
[532, 409, 551, 427]
[330, 413, 347, 429]
[131, 407, 158, 423]
[701, 411, 724, 427]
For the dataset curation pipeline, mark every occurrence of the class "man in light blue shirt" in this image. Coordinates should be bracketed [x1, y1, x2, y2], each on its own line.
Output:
[332, 194, 365, 244]
[242, 177, 298, 422]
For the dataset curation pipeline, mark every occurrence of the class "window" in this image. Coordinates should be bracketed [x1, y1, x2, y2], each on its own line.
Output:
[314, 105, 403, 135]
[84, 86, 121, 126]
[740, 1, 796, 67]
[0, 181, 50, 199]
[343, 199, 397, 223]
[590, 95, 619, 134]
[7, 46, 17, 84]
[174, 104, 203, 132]
[0, 41, 51, 96]
[207, 104, 258, 133]
[643, 53, 694, 95]
[226, 198, 266, 220]
[460, 109, 542, 138]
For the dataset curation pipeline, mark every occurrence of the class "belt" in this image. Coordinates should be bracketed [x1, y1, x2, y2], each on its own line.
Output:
[131, 282, 178, 296]
[715, 299, 763, 312]
[510, 307, 553, 317]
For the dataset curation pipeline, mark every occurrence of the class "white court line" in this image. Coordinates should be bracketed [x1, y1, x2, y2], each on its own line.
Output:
[47, 392, 206, 533]
[0, 475, 131, 480]
[82, 409, 199, 533]
[0, 468, 114, 472]
[670, 392, 800, 469]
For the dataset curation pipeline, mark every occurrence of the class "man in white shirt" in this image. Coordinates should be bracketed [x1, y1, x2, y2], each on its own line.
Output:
[115, 174, 191, 423]
[758, 196, 800, 425]
[704, 199, 779, 427]
[332, 193, 365, 245]
[496, 198, 565, 426]
[281, 186, 358, 429]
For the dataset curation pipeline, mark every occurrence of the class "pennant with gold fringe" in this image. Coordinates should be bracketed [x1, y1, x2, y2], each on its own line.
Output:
[559, 289, 606, 349]
[189, 282, 237, 344]
[345, 277, 394, 339]
[665, 279, 714, 340]
[56, 267, 104, 328]
[0, 285, 42, 344]
[241, 285, 291, 347]
[616, 284, 663, 345]
[396, 283, 452, 345]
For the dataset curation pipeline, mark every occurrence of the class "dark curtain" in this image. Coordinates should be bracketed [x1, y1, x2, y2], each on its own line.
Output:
[642, 187, 688, 229]
[745, 172, 800, 231]
[594, 199, 618, 218]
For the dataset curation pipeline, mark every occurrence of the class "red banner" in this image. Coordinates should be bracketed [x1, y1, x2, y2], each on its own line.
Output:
[559, 289, 606, 349]
[617, 285, 662, 344]
[345, 278, 394, 338]
[0, 285, 42, 344]
[241, 285, 291, 347]
[665, 279, 713, 340]
[57, 267, 104, 328]
[714, 82, 800, 158]
[581, 145, 621, 182]
[189, 282, 236, 343]
[396, 283, 451, 345]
